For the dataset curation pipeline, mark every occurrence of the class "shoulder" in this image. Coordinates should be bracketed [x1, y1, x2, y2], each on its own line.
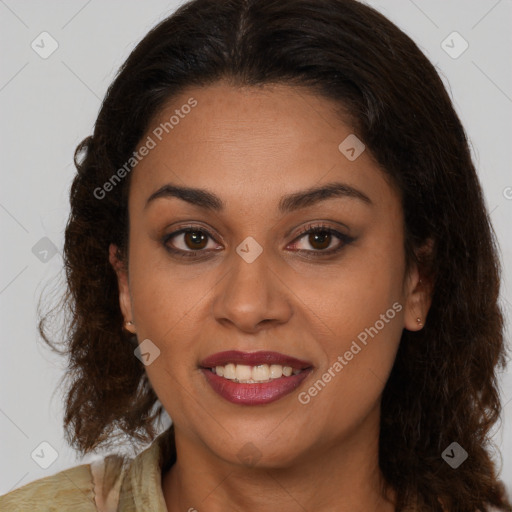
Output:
[0, 462, 97, 511]
[0, 453, 131, 512]
[0, 427, 175, 512]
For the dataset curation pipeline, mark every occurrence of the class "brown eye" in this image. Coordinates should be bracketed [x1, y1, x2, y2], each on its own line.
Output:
[289, 223, 355, 256]
[307, 230, 332, 250]
[163, 226, 219, 257]
[183, 230, 208, 250]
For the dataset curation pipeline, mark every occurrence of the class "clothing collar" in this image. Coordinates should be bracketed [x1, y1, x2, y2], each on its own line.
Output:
[118, 425, 176, 511]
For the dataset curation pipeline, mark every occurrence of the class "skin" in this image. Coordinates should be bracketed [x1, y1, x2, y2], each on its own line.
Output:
[109, 82, 431, 512]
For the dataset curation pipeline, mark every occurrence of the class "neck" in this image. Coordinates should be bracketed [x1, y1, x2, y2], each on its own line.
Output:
[162, 410, 395, 512]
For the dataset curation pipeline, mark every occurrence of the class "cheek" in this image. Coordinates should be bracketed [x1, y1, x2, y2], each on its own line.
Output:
[290, 233, 405, 429]
[126, 222, 202, 334]
[296, 288, 404, 440]
[129, 266, 207, 346]
[126, 255, 209, 424]
[289, 230, 406, 345]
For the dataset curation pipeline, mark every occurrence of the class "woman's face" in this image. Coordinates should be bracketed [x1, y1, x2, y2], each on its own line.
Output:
[111, 82, 427, 467]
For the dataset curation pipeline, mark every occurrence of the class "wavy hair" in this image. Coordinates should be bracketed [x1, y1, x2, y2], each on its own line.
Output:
[40, 0, 511, 509]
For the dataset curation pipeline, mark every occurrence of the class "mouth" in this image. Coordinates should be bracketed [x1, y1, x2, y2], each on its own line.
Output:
[199, 350, 313, 405]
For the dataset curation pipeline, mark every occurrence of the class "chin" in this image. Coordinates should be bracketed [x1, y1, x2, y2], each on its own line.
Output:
[204, 430, 309, 470]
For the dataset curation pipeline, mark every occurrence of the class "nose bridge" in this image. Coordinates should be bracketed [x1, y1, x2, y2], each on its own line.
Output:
[212, 240, 291, 331]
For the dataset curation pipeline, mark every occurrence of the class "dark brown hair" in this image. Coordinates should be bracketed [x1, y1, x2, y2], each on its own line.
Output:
[40, 0, 511, 510]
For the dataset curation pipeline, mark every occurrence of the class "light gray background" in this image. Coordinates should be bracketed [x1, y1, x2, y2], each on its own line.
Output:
[1, 0, 511, 497]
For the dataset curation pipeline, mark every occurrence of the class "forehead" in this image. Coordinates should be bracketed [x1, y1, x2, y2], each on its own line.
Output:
[129, 82, 398, 215]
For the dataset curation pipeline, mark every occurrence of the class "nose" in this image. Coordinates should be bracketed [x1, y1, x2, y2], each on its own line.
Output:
[211, 246, 293, 333]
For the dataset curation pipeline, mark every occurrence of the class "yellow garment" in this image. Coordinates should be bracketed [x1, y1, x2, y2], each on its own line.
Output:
[0, 427, 176, 511]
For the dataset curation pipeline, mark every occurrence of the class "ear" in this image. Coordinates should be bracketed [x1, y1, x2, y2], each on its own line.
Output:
[403, 241, 434, 332]
[109, 243, 135, 333]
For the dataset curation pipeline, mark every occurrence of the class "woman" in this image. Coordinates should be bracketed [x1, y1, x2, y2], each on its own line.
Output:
[1, 0, 510, 510]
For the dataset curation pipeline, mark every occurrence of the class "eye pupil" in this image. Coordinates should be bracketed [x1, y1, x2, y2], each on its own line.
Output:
[310, 231, 331, 250]
[185, 230, 207, 249]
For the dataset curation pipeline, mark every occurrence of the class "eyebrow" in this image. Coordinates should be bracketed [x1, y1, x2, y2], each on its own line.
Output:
[144, 181, 372, 213]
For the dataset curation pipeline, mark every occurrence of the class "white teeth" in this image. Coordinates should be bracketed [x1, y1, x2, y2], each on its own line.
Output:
[223, 363, 236, 380]
[282, 366, 293, 377]
[252, 364, 270, 381]
[269, 364, 283, 378]
[211, 363, 301, 383]
[235, 364, 252, 381]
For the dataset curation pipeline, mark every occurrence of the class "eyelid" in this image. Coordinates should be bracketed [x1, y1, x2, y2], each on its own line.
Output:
[162, 222, 222, 242]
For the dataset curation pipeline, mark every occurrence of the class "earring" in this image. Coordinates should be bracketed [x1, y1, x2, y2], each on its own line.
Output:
[416, 317, 423, 328]
[124, 320, 135, 333]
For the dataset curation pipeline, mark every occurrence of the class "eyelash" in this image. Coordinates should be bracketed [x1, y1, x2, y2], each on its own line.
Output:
[162, 223, 354, 260]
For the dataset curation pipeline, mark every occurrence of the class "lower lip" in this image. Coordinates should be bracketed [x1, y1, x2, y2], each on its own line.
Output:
[201, 368, 312, 405]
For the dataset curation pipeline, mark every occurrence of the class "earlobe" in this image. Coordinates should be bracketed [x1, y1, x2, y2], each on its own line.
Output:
[403, 275, 432, 331]
[108, 243, 135, 332]
[403, 239, 434, 332]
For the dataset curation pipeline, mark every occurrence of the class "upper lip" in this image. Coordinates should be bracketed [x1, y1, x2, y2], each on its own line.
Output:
[200, 350, 312, 371]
